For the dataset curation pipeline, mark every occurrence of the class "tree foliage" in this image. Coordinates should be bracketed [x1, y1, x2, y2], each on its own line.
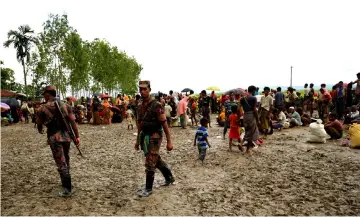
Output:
[3, 25, 37, 94]
[3, 13, 142, 98]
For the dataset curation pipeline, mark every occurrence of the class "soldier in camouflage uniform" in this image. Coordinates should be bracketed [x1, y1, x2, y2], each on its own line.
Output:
[36, 86, 80, 197]
[136, 80, 175, 197]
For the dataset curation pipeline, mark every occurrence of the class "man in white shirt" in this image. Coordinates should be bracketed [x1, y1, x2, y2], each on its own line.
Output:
[272, 109, 287, 130]
[304, 83, 311, 97]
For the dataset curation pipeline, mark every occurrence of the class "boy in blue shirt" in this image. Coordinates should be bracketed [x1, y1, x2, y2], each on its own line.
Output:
[194, 118, 211, 164]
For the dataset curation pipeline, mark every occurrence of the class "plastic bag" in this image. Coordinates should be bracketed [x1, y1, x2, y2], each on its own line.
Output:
[308, 119, 327, 143]
[349, 123, 360, 148]
[283, 122, 290, 129]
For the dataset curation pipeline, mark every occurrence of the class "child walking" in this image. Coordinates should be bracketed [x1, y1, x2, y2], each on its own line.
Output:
[126, 105, 134, 130]
[190, 98, 198, 126]
[228, 105, 243, 152]
[194, 118, 211, 164]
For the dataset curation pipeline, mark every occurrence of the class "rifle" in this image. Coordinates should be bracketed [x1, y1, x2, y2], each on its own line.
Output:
[54, 101, 84, 158]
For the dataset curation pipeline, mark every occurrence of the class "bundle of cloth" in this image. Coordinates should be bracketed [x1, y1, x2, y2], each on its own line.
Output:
[308, 119, 327, 143]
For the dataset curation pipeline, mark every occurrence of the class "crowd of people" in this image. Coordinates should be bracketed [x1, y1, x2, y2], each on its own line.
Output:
[3, 73, 360, 199]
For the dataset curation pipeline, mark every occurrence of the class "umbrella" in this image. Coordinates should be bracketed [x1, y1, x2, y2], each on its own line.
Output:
[1, 102, 10, 112]
[4, 98, 20, 108]
[206, 86, 220, 91]
[224, 88, 247, 96]
[181, 88, 193, 93]
[16, 92, 27, 97]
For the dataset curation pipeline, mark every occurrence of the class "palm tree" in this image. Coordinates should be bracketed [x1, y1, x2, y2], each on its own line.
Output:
[3, 25, 37, 94]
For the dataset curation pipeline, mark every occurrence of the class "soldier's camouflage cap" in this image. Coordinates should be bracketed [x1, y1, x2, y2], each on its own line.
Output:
[139, 80, 150, 88]
[42, 85, 56, 95]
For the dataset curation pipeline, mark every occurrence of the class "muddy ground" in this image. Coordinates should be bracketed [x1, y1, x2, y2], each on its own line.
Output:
[1, 116, 360, 215]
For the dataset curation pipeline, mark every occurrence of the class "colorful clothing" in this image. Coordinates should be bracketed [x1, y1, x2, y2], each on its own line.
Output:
[229, 114, 240, 139]
[196, 126, 209, 161]
[196, 126, 209, 149]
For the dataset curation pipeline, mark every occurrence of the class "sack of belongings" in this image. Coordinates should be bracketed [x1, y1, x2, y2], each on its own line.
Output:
[349, 123, 360, 148]
[308, 119, 327, 143]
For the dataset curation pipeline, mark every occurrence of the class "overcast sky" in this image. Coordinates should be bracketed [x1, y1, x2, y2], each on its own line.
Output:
[1, 0, 359, 93]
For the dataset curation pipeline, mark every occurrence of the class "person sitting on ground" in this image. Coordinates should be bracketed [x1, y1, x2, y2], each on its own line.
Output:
[344, 105, 360, 124]
[325, 113, 343, 140]
[297, 107, 311, 126]
[287, 106, 302, 127]
[272, 108, 286, 130]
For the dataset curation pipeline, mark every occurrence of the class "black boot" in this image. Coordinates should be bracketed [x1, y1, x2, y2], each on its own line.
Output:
[158, 164, 175, 186]
[138, 171, 154, 197]
[59, 174, 72, 197]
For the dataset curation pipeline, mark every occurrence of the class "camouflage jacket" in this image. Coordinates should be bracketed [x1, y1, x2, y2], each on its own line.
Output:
[36, 101, 75, 143]
[137, 98, 164, 135]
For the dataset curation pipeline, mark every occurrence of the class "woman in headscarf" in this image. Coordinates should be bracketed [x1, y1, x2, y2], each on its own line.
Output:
[102, 96, 113, 124]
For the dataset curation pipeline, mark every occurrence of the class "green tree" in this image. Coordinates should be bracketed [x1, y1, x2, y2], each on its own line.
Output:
[3, 25, 37, 93]
[41, 14, 72, 98]
[89, 39, 112, 93]
[62, 31, 90, 95]
[1, 67, 15, 90]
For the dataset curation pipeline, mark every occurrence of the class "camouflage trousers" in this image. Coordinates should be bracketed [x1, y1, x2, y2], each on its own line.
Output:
[144, 153, 173, 190]
[49, 142, 72, 192]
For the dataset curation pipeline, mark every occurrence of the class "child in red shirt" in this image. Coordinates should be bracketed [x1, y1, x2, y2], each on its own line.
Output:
[228, 105, 243, 152]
